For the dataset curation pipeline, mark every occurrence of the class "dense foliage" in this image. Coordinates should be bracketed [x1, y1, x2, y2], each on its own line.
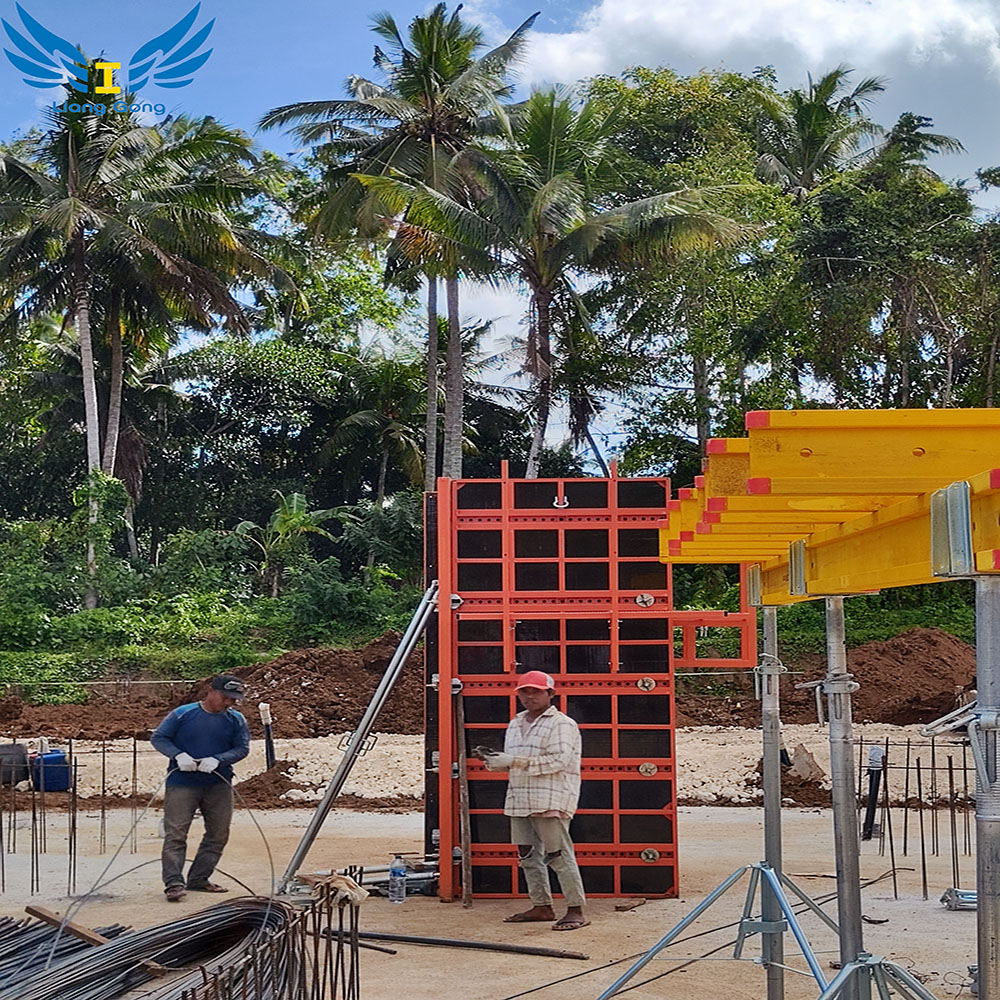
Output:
[0, 9, 992, 693]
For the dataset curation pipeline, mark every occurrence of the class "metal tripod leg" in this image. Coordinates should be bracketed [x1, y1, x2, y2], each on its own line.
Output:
[817, 955, 942, 1000]
[594, 866, 750, 1000]
[759, 865, 827, 988]
[777, 871, 841, 934]
[733, 866, 762, 958]
[595, 862, 832, 1000]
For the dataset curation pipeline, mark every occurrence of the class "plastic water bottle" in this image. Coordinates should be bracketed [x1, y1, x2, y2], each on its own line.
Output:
[388, 855, 406, 904]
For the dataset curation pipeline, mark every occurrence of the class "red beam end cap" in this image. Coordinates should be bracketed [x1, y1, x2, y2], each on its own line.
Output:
[706, 438, 728, 454]
[680, 531, 694, 541]
[747, 478, 772, 494]
[706, 497, 728, 512]
[745, 411, 770, 429]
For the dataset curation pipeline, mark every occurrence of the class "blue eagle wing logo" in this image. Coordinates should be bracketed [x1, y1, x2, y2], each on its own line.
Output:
[2, 3, 87, 90]
[127, 4, 214, 93]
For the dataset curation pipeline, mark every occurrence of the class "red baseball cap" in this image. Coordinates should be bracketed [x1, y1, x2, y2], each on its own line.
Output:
[515, 670, 555, 691]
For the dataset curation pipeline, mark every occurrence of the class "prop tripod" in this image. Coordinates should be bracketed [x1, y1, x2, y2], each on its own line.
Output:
[595, 862, 837, 1000]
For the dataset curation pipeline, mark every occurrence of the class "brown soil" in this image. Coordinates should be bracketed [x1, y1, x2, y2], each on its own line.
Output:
[233, 760, 423, 811]
[2, 633, 424, 741]
[677, 627, 975, 728]
[3, 627, 976, 741]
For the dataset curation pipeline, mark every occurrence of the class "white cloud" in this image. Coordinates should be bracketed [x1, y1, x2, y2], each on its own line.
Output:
[523, 0, 1000, 85]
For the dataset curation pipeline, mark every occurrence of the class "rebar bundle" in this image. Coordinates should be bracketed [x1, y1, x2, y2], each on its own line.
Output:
[0, 898, 293, 1000]
[0, 916, 129, 990]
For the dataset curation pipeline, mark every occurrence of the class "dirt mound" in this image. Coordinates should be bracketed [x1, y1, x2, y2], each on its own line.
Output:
[2, 686, 185, 740]
[679, 628, 976, 728]
[234, 759, 309, 808]
[1, 633, 424, 741]
[229, 633, 424, 738]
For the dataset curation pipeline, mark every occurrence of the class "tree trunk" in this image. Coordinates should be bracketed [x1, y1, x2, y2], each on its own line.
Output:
[124, 502, 139, 560]
[366, 444, 391, 578]
[584, 425, 610, 477]
[891, 277, 916, 407]
[692, 351, 711, 455]
[423, 277, 439, 493]
[525, 287, 553, 480]
[987, 323, 1000, 408]
[74, 228, 101, 609]
[441, 275, 464, 480]
[101, 291, 123, 475]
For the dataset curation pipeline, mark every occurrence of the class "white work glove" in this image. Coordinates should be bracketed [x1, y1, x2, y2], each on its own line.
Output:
[483, 751, 516, 772]
[197, 756, 220, 773]
[175, 752, 197, 772]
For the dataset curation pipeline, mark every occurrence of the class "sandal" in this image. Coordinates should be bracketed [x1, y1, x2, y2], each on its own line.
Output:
[553, 917, 590, 931]
[187, 881, 228, 893]
[164, 885, 186, 902]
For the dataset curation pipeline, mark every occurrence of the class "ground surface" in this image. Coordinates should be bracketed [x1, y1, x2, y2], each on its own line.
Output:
[0, 625, 981, 997]
[0, 806, 976, 999]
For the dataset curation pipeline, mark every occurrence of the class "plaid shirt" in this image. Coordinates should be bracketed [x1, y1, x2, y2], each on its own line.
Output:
[502, 706, 581, 817]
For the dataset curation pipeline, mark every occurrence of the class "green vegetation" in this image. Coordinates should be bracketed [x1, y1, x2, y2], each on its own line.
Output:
[0, 8, 991, 697]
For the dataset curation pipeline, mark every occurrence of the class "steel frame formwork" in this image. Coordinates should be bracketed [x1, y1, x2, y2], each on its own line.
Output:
[425, 465, 757, 900]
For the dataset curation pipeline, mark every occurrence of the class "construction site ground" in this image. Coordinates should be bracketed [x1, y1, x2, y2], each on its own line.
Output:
[0, 804, 974, 1000]
[0, 626, 981, 996]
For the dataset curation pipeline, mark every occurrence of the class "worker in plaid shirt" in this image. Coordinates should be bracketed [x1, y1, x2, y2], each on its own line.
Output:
[476, 670, 588, 931]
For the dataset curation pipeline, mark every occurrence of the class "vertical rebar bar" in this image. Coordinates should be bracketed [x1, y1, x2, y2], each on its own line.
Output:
[881, 743, 898, 900]
[130, 737, 138, 854]
[949, 756, 960, 888]
[931, 737, 939, 857]
[916, 758, 928, 901]
[5, 772, 13, 854]
[30, 784, 38, 895]
[38, 749, 46, 854]
[964, 742, 972, 857]
[0, 775, 5, 891]
[902, 739, 911, 857]
[99, 739, 107, 854]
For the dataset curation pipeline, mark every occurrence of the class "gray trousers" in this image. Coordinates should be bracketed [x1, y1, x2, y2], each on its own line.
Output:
[510, 815, 586, 908]
[162, 782, 233, 888]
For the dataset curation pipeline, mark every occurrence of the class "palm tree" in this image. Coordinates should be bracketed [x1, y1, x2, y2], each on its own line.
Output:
[260, 4, 537, 484]
[360, 89, 741, 477]
[322, 348, 426, 508]
[235, 490, 336, 597]
[0, 73, 280, 603]
[755, 65, 886, 199]
[322, 347, 425, 573]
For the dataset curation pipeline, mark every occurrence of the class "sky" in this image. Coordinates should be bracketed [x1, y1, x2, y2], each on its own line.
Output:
[1, 0, 998, 457]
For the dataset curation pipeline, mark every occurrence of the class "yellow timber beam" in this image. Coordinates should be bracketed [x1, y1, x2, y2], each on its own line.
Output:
[755, 467, 1000, 604]
[745, 408, 1000, 496]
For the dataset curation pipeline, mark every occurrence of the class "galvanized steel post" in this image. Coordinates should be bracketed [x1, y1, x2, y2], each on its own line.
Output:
[760, 606, 784, 1000]
[824, 596, 867, 1000]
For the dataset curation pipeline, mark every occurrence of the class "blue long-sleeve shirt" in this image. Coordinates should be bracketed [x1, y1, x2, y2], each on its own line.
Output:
[151, 703, 251, 787]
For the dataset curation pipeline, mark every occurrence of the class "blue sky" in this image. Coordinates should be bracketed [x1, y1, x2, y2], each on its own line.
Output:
[0, 0, 550, 148]
[2, 0, 999, 457]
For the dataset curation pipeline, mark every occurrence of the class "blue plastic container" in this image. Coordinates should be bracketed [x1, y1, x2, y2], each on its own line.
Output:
[31, 750, 70, 791]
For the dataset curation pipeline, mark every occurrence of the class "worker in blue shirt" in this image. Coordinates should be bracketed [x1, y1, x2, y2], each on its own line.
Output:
[151, 674, 251, 901]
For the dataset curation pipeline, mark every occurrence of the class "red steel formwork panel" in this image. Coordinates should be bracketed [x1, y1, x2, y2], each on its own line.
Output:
[430, 467, 756, 900]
